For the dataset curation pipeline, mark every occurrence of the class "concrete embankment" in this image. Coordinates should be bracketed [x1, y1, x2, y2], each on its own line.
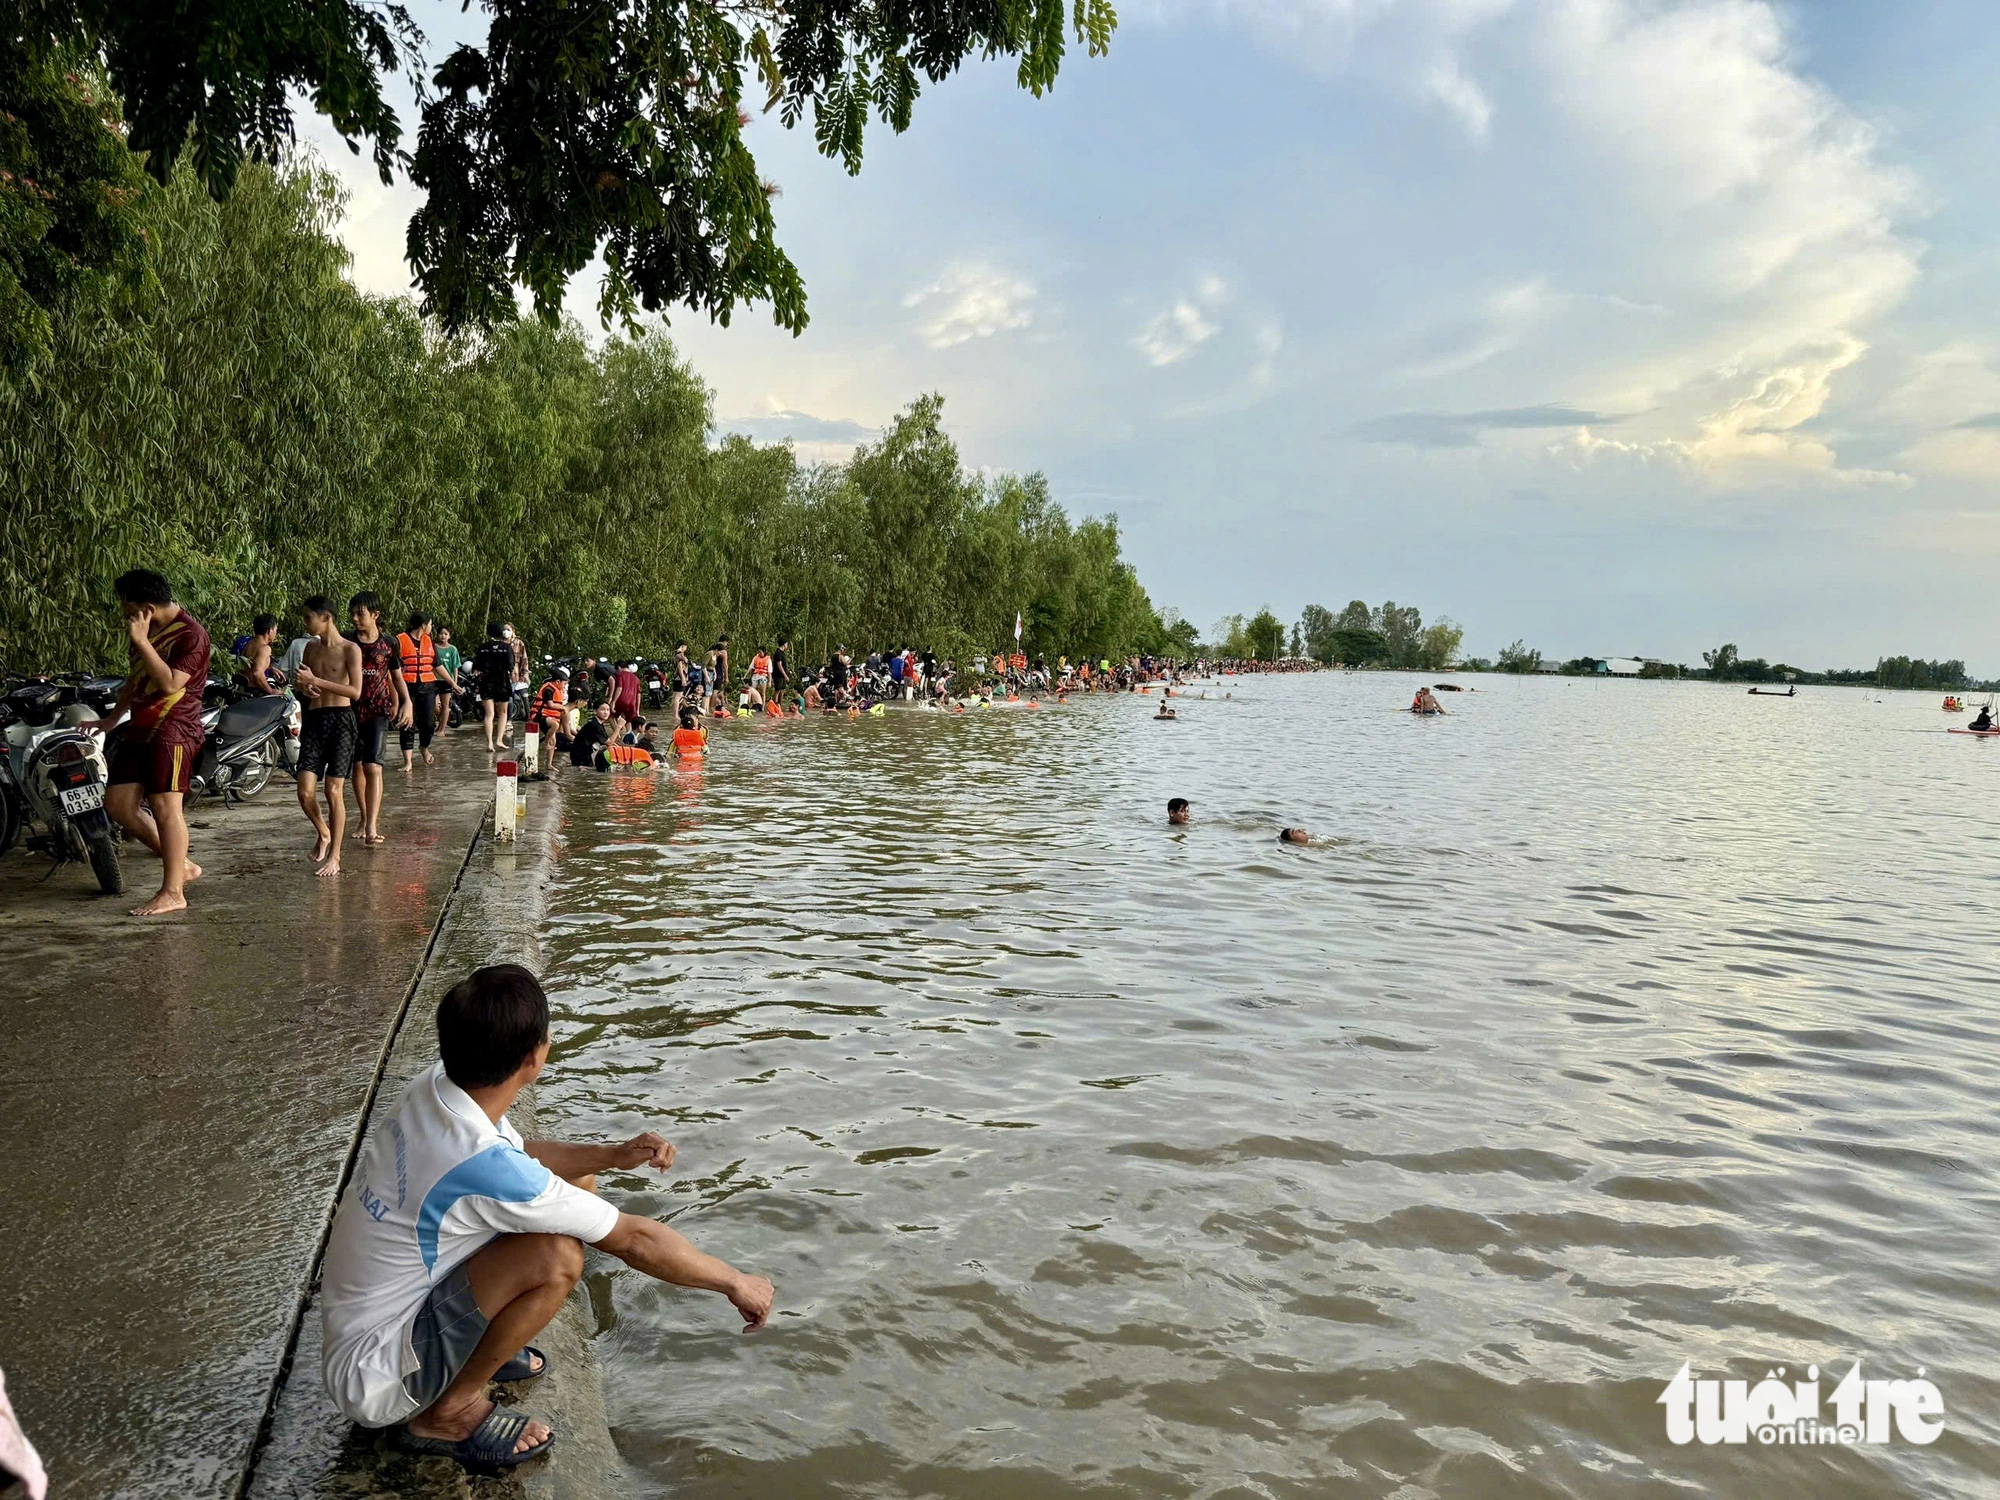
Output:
[247, 774, 627, 1500]
[0, 743, 619, 1497]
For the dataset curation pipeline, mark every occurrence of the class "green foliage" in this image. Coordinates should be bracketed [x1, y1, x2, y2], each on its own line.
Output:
[1286, 598, 1449, 669]
[1875, 656, 1966, 691]
[21, 0, 1114, 337]
[1158, 609, 1199, 658]
[1496, 639, 1541, 673]
[1297, 603, 1336, 663]
[1373, 601, 1422, 666]
[0, 156, 1170, 672]
[0, 48, 152, 371]
[1328, 627, 1386, 665]
[1701, 642, 1739, 680]
[1416, 619, 1462, 671]
[1245, 607, 1285, 662]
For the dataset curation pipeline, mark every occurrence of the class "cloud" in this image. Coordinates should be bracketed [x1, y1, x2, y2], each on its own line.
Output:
[903, 263, 1037, 349]
[1355, 404, 1622, 447]
[1136, 276, 1232, 366]
[718, 408, 876, 444]
[1136, 301, 1219, 366]
[1526, 0, 1919, 482]
[1424, 54, 1493, 140]
[1155, 0, 1518, 140]
[1172, 0, 1921, 485]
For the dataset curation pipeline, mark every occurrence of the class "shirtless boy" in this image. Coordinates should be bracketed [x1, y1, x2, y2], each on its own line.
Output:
[293, 596, 362, 877]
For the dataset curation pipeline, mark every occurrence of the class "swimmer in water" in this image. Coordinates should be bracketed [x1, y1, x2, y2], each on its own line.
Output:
[1412, 686, 1445, 715]
[1168, 798, 1191, 825]
[1155, 703, 1176, 720]
[1278, 827, 1309, 845]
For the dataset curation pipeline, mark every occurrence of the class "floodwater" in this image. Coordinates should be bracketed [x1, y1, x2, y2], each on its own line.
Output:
[536, 674, 2000, 1499]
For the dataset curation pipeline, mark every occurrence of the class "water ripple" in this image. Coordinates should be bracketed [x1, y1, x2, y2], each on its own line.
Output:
[538, 676, 2000, 1498]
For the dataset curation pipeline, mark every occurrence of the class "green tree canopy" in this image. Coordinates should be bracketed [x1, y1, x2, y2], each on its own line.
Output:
[1246, 607, 1285, 662]
[0, 155, 1172, 671]
[1497, 639, 1541, 673]
[1416, 619, 1462, 671]
[1298, 603, 1337, 663]
[7, 0, 1116, 345]
[1328, 627, 1386, 665]
[0, 49, 152, 371]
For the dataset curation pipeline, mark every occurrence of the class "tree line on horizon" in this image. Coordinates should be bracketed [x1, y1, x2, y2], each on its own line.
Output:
[1201, 611, 1979, 690]
[1209, 602, 1464, 670]
[0, 157, 1176, 673]
[1477, 641, 1975, 688]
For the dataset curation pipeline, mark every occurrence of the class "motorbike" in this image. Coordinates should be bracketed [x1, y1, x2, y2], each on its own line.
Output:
[190, 675, 298, 801]
[645, 662, 671, 710]
[447, 666, 479, 729]
[0, 677, 124, 894]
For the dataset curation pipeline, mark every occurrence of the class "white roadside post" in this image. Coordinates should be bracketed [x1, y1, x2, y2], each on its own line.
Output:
[495, 757, 518, 842]
[520, 722, 540, 776]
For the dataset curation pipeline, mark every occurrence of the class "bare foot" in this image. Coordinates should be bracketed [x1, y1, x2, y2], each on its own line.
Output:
[401, 758, 415, 773]
[131, 890, 187, 917]
[422, 749, 435, 765]
[183, 860, 203, 884]
[309, 835, 329, 863]
[406, 1394, 552, 1455]
[316, 857, 342, 879]
[359, 831, 385, 846]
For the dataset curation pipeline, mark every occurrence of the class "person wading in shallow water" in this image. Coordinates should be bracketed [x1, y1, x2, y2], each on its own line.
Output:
[320, 965, 773, 1469]
[83, 569, 211, 916]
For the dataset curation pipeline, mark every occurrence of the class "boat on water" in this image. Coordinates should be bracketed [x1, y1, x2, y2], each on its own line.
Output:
[1433, 683, 1463, 692]
[1942, 697, 1966, 712]
[1747, 687, 1796, 697]
[1948, 727, 2000, 737]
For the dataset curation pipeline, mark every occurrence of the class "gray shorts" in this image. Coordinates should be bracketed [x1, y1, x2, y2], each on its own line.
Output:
[402, 1262, 490, 1413]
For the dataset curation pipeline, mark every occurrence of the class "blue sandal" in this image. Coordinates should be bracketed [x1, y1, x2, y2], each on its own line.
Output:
[493, 1345, 550, 1383]
[393, 1405, 555, 1468]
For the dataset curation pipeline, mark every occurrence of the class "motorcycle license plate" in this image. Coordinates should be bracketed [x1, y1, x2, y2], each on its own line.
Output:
[60, 782, 104, 816]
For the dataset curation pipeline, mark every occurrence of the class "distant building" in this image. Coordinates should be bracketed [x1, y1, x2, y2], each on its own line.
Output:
[1604, 657, 1643, 676]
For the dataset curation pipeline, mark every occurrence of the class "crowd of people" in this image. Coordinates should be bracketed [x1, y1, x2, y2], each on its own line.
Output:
[73, 567, 1217, 913]
[43, 568, 1342, 1481]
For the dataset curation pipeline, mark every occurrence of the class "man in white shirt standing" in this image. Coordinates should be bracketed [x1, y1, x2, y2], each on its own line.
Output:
[321, 965, 774, 1467]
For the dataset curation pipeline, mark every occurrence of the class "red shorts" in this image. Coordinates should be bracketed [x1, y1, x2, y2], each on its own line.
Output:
[109, 737, 195, 796]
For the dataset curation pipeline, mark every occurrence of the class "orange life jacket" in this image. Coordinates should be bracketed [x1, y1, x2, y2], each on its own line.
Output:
[672, 727, 706, 756]
[605, 744, 653, 767]
[535, 680, 567, 726]
[398, 630, 436, 684]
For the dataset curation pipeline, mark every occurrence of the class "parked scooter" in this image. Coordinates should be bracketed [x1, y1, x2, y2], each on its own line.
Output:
[190, 676, 298, 801]
[0, 677, 123, 894]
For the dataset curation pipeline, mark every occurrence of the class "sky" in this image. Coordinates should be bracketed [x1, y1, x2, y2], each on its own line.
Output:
[301, 0, 2000, 671]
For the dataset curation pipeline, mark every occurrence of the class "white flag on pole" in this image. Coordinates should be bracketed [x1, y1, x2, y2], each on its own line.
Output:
[1013, 611, 1023, 642]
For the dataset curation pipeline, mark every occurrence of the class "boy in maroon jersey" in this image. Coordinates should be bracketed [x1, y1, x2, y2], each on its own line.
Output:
[82, 569, 212, 916]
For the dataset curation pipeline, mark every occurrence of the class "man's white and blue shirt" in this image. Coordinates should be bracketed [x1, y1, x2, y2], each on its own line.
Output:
[320, 1061, 619, 1426]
